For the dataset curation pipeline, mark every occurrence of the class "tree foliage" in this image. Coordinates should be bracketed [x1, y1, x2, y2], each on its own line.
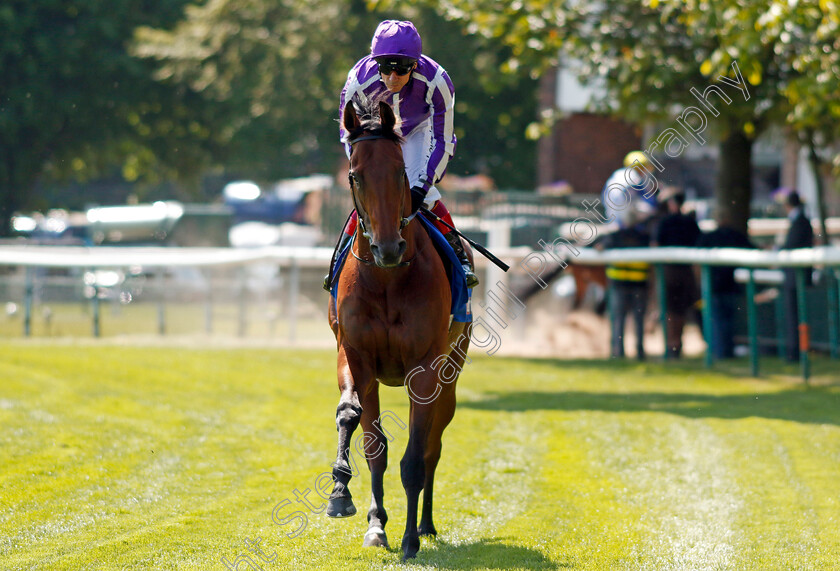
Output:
[405, 0, 840, 229]
[1, 0, 540, 234]
[134, 0, 539, 188]
[0, 0, 216, 232]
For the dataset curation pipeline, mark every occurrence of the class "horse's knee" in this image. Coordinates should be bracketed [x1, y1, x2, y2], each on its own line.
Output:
[335, 401, 362, 431]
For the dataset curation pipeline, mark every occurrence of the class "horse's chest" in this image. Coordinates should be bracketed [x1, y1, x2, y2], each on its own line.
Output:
[339, 294, 444, 371]
[341, 299, 408, 348]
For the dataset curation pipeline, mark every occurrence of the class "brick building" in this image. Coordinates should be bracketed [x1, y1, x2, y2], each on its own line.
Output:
[537, 66, 642, 195]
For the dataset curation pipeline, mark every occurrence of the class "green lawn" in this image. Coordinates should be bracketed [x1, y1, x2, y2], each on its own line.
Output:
[1, 343, 839, 570]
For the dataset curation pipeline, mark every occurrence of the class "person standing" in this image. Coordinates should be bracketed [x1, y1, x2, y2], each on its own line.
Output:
[696, 214, 756, 358]
[654, 187, 701, 358]
[597, 207, 652, 360]
[780, 190, 814, 362]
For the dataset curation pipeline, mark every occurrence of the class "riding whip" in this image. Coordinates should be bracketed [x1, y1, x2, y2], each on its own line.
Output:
[419, 206, 510, 272]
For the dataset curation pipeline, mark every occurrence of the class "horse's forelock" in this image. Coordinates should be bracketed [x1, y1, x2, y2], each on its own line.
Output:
[347, 98, 403, 145]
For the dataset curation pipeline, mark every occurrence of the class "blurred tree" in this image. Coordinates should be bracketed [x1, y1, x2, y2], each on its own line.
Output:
[393, 0, 840, 232]
[688, 0, 840, 240]
[0, 0, 214, 235]
[383, 5, 538, 188]
[135, 0, 354, 183]
[133, 0, 538, 190]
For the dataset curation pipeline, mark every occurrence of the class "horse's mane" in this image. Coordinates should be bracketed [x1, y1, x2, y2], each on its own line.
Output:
[346, 95, 404, 145]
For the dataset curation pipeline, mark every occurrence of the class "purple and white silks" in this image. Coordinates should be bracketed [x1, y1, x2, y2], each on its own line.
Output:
[339, 55, 456, 198]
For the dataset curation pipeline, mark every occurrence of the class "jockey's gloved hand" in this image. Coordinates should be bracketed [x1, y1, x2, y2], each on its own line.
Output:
[410, 187, 426, 214]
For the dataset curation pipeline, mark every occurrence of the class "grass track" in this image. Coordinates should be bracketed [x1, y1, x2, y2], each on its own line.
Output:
[1, 342, 839, 570]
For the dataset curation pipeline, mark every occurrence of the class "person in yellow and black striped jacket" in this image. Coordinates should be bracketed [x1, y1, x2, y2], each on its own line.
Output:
[595, 219, 651, 360]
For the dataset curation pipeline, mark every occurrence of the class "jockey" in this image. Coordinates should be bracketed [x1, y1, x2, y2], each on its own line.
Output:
[602, 151, 658, 228]
[325, 19, 478, 291]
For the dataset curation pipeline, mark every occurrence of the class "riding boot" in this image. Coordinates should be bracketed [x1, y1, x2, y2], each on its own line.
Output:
[444, 231, 479, 289]
[323, 232, 353, 291]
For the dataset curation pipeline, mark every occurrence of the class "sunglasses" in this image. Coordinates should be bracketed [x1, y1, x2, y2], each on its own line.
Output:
[377, 61, 414, 76]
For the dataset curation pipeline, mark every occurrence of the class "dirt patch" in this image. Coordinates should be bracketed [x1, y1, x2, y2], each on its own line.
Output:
[490, 289, 705, 359]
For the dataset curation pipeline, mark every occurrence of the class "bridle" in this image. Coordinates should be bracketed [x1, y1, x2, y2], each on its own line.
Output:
[347, 134, 418, 267]
[347, 134, 417, 236]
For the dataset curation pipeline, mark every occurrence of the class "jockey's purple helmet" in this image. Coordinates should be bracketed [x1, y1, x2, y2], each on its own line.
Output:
[370, 20, 422, 60]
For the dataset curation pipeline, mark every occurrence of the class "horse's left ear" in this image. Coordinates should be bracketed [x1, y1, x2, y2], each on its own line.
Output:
[379, 101, 396, 134]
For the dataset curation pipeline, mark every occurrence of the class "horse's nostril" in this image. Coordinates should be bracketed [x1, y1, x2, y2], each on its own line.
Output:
[369, 243, 380, 256]
[398, 240, 407, 256]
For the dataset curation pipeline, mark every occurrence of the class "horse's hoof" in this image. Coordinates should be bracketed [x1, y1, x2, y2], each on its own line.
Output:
[418, 522, 437, 537]
[401, 535, 420, 560]
[326, 496, 357, 518]
[363, 526, 389, 548]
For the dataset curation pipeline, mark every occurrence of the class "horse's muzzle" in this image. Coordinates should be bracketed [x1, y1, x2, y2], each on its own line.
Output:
[370, 239, 407, 268]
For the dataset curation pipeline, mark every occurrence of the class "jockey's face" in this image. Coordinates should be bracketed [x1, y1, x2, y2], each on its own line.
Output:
[379, 62, 416, 92]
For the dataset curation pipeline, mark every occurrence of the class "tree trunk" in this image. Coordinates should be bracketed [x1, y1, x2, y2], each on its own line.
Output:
[716, 128, 753, 235]
[0, 154, 23, 238]
[806, 137, 828, 246]
[536, 66, 558, 187]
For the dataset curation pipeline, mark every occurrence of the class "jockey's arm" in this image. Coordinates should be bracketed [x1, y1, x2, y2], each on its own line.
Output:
[418, 69, 457, 196]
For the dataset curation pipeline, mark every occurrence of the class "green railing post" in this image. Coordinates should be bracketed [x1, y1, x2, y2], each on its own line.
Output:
[23, 267, 34, 337]
[795, 268, 810, 384]
[746, 270, 759, 376]
[775, 293, 787, 360]
[607, 279, 615, 358]
[655, 264, 669, 360]
[157, 270, 166, 336]
[288, 258, 300, 344]
[700, 264, 714, 368]
[827, 268, 839, 359]
[836, 268, 840, 357]
[204, 270, 213, 335]
[237, 268, 247, 338]
[92, 287, 101, 338]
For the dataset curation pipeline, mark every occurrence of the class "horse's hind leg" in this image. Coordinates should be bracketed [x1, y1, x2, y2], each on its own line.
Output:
[327, 346, 363, 518]
[359, 387, 389, 548]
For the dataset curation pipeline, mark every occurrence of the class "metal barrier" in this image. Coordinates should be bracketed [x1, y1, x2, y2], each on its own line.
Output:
[0, 246, 333, 343]
[2, 243, 837, 382]
[567, 246, 840, 383]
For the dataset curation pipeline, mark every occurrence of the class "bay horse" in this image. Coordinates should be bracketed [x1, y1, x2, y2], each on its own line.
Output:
[326, 99, 472, 560]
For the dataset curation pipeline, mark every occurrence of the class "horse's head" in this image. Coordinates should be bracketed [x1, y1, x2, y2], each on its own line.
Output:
[344, 100, 411, 268]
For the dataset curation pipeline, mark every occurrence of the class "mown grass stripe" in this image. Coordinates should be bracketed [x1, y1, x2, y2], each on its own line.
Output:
[1, 345, 838, 570]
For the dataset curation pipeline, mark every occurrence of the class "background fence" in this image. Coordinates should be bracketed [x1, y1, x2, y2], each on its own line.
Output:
[2, 241, 839, 382]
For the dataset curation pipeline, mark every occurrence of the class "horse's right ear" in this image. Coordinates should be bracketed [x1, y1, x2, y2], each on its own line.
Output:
[378, 101, 396, 134]
[343, 102, 360, 133]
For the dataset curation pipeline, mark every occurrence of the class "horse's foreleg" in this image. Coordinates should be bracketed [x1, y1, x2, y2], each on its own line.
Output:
[418, 383, 456, 538]
[400, 422, 426, 560]
[327, 347, 363, 518]
[359, 388, 389, 548]
[420, 329, 468, 538]
[400, 366, 445, 560]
